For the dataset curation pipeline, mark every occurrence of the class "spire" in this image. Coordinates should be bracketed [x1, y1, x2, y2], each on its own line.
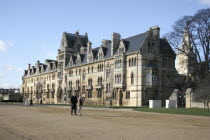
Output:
[85, 32, 88, 38]
[75, 30, 79, 37]
[179, 22, 192, 53]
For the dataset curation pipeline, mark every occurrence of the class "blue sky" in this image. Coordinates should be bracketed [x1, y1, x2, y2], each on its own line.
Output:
[0, 0, 209, 88]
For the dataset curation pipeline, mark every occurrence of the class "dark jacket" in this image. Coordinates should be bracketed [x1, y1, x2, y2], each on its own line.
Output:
[71, 96, 78, 104]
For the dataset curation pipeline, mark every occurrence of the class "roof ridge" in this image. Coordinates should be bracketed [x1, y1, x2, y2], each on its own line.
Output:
[124, 32, 148, 40]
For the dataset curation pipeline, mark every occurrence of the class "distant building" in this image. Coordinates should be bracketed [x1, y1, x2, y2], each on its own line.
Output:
[0, 88, 22, 102]
[176, 26, 195, 77]
[21, 26, 176, 106]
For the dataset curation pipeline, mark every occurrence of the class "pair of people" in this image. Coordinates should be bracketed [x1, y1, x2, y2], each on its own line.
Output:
[70, 94, 85, 116]
[25, 98, 33, 106]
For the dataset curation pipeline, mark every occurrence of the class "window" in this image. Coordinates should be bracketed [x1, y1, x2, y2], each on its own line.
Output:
[147, 70, 157, 83]
[106, 69, 110, 78]
[88, 78, 92, 86]
[129, 57, 137, 67]
[152, 71, 157, 83]
[115, 60, 121, 68]
[134, 58, 137, 66]
[76, 80, 80, 87]
[98, 77, 102, 85]
[115, 74, 121, 83]
[126, 91, 130, 99]
[113, 91, 117, 100]
[98, 64, 103, 72]
[88, 67, 90, 74]
[131, 73, 134, 85]
[69, 81, 72, 87]
[92, 66, 94, 73]
[147, 71, 151, 83]
[98, 90, 102, 98]
[88, 90, 92, 98]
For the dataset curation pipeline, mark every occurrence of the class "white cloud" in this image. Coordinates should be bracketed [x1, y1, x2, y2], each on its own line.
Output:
[0, 72, 4, 78]
[3, 65, 23, 73]
[0, 40, 14, 52]
[198, 0, 210, 5]
[0, 82, 19, 89]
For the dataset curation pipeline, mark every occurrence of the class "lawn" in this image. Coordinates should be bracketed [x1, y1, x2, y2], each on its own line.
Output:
[133, 108, 210, 117]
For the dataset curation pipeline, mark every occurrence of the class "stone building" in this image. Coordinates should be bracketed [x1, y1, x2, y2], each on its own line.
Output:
[21, 26, 176, 106]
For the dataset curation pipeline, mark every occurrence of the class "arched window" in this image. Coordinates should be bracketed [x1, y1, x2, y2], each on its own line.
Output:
[131, 58, 134, 66]
[92, 66, 94, 73]
[131, 73, 134, 85]
[129, 59, 131, 66]
[134, 58, 137, 66]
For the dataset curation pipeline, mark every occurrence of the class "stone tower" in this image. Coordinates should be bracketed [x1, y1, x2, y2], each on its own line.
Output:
[176, 25, 195, 76]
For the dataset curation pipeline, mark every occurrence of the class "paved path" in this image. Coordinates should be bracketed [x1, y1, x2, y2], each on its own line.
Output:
[0, 105, 210, 140]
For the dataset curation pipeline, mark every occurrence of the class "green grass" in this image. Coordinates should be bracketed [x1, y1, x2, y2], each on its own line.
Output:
[83, 105, 149, 109]
[133, 108, 210, 117]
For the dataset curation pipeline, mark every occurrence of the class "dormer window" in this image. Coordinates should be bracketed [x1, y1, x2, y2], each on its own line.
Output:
[119, 47, 124, 54]
[98, 52, 103, 60]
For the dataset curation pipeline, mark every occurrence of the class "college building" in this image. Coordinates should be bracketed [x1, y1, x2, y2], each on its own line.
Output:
[21, 26, 176, 106]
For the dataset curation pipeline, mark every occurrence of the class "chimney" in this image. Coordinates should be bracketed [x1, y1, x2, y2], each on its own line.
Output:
[87, 41, 92, 53]
[150, 25, 160, 39]
[28, 63, 31, 70]
[111, 32, 121, 56]
[27, 63, 31, 76]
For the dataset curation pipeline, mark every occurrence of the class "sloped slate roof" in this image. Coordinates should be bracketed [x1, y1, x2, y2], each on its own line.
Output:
[124, 32, 148, 53]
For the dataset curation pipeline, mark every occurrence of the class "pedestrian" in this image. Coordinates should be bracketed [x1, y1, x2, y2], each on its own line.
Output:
[25, 98, 28, 107]
[70, 93, 78, 115]
[30, 99, 33, 106]
[29, 99, 32, 106]
[78, 95, 85, 116]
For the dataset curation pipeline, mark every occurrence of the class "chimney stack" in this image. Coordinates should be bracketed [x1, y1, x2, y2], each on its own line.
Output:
[111, 32, 121, 56]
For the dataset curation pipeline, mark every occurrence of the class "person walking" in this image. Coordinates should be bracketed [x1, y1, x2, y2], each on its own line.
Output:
[78, 95, 85, 116]
[40, 98, 42, 104]
[70, 93, 78, 115]
[25, 98, 28, 107]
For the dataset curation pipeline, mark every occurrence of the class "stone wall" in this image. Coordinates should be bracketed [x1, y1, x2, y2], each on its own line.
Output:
[185, 88, 210, 108]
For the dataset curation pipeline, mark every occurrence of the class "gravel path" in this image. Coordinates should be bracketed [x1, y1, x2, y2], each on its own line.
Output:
[0, 105, 210, 140]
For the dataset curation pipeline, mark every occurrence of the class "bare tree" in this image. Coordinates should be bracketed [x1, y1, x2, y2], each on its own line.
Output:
[194, 76, 210, 111]
[164, 8, 210, 80]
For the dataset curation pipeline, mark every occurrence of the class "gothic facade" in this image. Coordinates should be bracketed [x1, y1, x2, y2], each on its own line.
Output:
[22, 26, 176, 106]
